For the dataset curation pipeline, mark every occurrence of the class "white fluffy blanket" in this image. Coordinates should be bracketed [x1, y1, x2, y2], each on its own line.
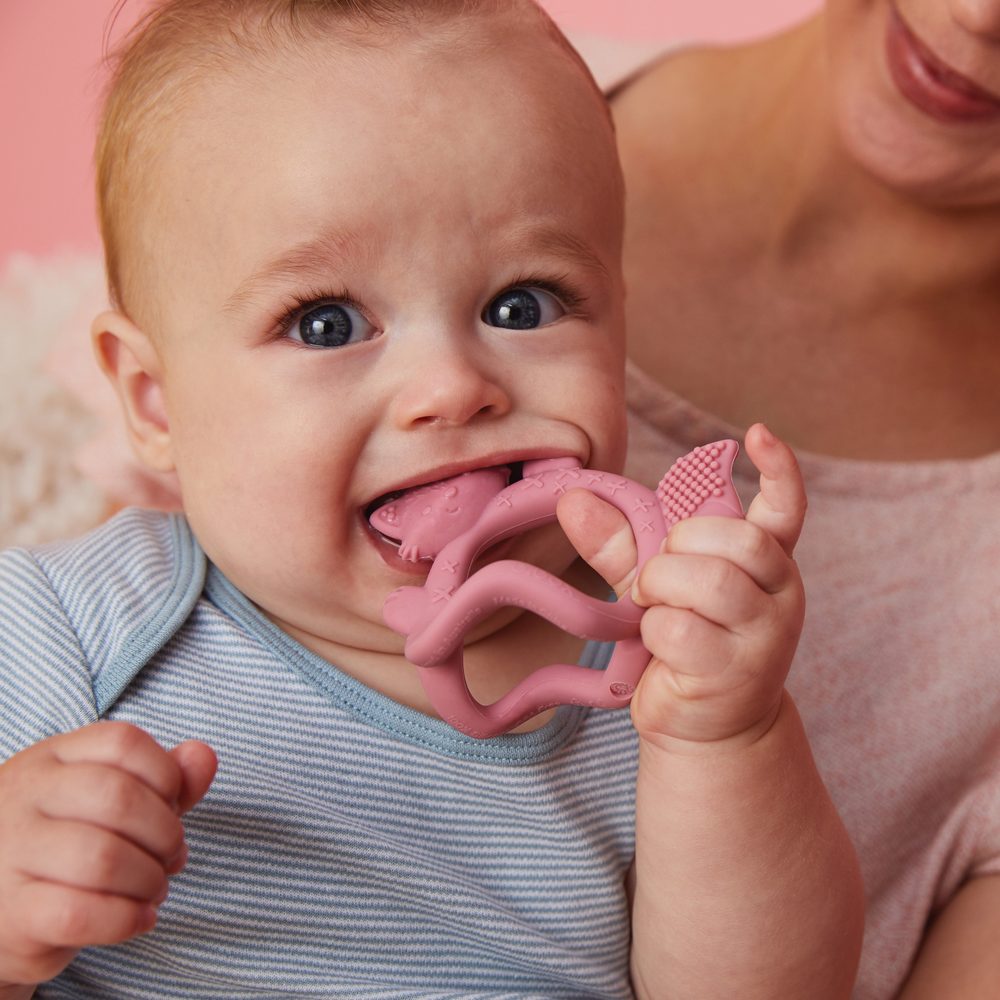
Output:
[0, 254, 110, 547]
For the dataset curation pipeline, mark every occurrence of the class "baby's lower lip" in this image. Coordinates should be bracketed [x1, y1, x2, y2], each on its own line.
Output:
[885, 6, 1000, 123]
[362, 514, 518, 577]
[364, 519, 433, 576]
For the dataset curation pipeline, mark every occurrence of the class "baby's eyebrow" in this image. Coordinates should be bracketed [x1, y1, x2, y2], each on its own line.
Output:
[223, 224, 379, 315]
[498, 223, 611, 281]
[223, 220, 609, 316]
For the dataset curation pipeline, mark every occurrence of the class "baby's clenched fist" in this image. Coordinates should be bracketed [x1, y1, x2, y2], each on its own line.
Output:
[0, 721, 216, 989]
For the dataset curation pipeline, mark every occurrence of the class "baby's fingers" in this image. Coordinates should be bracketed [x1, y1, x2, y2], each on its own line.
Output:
[49, 722, 185, 808]
[169, 739, 218, 816]
[20, 880, 158, 952]
[657, 516, 798, 597]
[557, 488, 638, 599]
[633, 551, 774, 631]
[40, 763, 186, 868]
[17, 820, 169, 904]
[742, 423, 807, 557]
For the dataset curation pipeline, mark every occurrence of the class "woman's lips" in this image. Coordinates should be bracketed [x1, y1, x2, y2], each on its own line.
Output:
[885, 5, 1000, 123]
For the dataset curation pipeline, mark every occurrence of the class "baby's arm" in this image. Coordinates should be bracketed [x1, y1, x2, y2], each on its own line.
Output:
[562, 425, 864, 999]
[630, 426, 862, 998]
[0, 722, 216, 993]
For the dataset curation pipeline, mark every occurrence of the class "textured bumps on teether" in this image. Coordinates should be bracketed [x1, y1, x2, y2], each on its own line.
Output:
[656, 439, 743, 526]
[382, 441, 744, 738]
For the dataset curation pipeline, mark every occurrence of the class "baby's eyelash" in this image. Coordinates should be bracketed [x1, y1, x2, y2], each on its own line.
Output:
[265, 274, 588, 341]
[506, 274, 587, 312]
[268, 287, 364, 340]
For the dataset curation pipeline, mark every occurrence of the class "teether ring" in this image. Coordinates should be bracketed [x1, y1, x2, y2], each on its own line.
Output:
[378, 441, 744, 738]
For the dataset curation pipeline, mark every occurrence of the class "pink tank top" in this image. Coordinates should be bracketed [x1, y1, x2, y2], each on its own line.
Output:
[625, 359, 1000, 999]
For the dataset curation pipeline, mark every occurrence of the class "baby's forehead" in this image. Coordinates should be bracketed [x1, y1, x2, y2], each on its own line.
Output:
[155, 19, 611, 187]
[181, 3, 600, 118]
[105, 2, 620, 322]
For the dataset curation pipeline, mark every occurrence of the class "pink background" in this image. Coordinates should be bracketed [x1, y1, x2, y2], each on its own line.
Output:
[0, 0, 819, 265]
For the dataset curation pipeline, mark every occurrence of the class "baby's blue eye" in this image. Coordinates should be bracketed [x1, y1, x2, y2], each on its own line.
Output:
[292, 302, 374, 348]
[484, 286, 565, 330]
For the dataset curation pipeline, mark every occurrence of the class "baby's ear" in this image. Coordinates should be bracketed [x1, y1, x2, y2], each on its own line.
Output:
[92, 310, 175, 473]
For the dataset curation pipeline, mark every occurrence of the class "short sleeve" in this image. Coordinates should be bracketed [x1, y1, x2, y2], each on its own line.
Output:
[0, 509, 205, 759]
[0, 546, 98, 760]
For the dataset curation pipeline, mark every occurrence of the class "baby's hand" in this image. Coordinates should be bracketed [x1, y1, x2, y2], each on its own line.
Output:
[560, 424, 806, 750]
[0, 722, 216, 989]
[631, 424, 806, 748]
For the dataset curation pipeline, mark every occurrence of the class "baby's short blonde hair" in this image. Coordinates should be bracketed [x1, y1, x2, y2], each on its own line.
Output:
[95, 0, 604, 321]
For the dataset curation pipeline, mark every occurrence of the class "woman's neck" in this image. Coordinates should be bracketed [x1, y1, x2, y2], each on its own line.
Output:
[734, 15, 1000, 300]
[612, 19, 1000, 461]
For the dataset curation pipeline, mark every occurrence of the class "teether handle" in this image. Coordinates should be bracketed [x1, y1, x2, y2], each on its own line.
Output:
[404, 559, 642, 668]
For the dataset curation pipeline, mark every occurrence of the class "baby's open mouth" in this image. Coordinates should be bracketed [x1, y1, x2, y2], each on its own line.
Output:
[366, 464, 522, 562]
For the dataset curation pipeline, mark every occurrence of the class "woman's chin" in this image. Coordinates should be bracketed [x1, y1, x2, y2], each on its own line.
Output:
[836, 94, 1000, 206]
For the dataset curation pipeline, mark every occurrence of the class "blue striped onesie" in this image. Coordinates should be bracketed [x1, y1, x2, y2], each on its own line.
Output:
[0, 509, 639, 998]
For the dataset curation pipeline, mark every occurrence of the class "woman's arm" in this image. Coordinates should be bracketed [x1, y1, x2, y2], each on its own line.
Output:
[898, 875, 1000, 999]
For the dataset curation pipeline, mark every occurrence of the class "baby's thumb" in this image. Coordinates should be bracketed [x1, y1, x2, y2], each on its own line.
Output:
[743, 423, 807, 557]
[168, 740, 218, 814]
[557, 488, 638, 599]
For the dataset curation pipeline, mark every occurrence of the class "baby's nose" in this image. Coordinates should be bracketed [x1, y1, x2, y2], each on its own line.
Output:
[387, 337, 511, 429]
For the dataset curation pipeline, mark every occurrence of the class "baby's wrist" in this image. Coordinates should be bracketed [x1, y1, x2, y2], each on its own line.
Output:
[0, 984, 36, 1000]
[636, 692, 786, 759]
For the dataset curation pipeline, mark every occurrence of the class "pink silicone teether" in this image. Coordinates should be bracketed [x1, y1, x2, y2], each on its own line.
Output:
[369, 467, 511, 562]
[379, 440, 744, 738]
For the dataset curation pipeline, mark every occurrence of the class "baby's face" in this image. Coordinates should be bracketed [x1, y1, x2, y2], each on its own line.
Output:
[135, 10, 626, 656]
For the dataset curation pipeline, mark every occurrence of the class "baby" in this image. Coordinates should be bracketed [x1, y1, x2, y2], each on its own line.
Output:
[0, 1, 863, 997]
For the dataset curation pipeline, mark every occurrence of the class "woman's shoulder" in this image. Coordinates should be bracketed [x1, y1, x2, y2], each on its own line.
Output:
[611, 19, 815, 166]
[568, 32, 742, 149]
[611, 40, 771, 164]
[566, 33, 677, 95]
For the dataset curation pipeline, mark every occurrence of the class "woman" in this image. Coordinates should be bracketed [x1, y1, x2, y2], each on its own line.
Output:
[605, 1, 1000, 996]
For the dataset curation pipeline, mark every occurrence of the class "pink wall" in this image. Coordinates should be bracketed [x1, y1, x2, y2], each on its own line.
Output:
[0, 0, 819, 264]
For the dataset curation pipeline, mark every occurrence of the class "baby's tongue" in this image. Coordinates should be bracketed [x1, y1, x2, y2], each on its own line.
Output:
[368, 466, 510, 562]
